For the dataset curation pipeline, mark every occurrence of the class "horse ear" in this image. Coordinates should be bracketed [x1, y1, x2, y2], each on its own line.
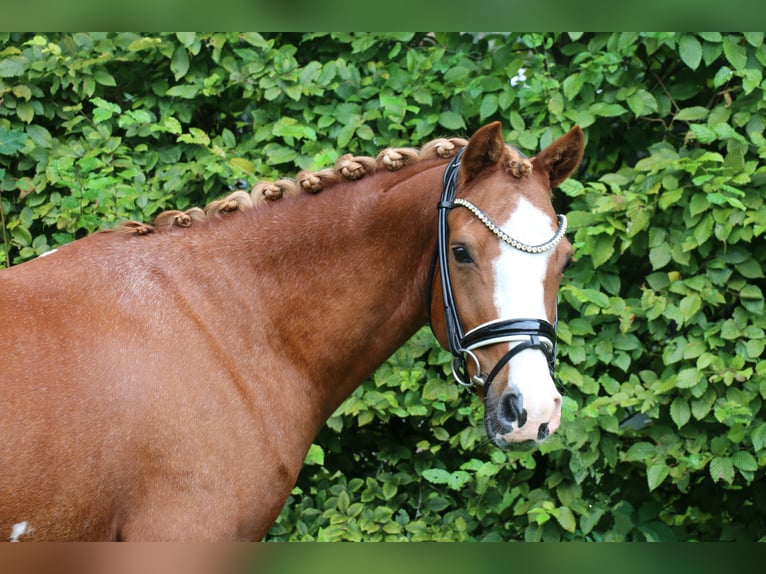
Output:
[532, 126, 585, 188]
[458, 122, 506, 187]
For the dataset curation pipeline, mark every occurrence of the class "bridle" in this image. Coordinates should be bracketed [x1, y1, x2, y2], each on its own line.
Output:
[429, 148, 568, 397]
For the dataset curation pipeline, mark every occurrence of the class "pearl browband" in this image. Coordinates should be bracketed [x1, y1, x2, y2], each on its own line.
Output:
[452, 198, 567, 254]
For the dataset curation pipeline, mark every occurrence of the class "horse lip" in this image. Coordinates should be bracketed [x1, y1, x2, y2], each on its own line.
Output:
[486, 416, 549, 450]
[492, 434, 539, 451]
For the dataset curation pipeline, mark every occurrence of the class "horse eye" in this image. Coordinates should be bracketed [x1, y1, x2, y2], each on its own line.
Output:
[452, 244, 475, 265]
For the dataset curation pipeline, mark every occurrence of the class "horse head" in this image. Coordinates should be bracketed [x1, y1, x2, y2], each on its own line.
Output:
[430, 122, 584, 449]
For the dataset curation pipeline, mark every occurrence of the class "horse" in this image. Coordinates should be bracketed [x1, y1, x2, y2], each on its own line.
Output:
[0, 121, 584, 541]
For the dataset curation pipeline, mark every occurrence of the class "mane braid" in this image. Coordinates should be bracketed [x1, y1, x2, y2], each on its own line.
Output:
[108, 135, 530, 235]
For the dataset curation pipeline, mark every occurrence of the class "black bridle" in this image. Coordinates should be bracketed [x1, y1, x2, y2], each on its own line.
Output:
[429, 148, 567, 397]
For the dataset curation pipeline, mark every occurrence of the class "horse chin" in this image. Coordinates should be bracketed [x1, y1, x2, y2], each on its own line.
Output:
[489, 432, 542, 451]
[484, 415, 548, 451]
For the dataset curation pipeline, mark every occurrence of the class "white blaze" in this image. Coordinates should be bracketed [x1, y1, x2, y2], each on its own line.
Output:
[492, 197, 561, 439]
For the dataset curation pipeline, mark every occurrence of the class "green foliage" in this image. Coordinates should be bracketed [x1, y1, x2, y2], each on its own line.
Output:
[2, 32, 765, 541]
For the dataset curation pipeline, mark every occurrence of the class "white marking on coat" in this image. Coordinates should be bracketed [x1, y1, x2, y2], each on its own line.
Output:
[10, 521, 28, 542]
[492, 197, 561, 433]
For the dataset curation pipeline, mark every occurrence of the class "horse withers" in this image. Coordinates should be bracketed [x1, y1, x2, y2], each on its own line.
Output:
[0, 122, 583, 540]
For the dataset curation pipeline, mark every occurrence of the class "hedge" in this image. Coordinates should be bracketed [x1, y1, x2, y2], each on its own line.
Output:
[1, 32, 764, 541]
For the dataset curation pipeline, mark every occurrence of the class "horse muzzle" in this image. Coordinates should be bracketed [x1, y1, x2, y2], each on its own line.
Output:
[481, 348, 562, 449]
[486, 388, 562, 449]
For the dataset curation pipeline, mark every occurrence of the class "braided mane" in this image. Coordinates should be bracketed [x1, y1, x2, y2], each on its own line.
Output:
[113, 135, 533, 235]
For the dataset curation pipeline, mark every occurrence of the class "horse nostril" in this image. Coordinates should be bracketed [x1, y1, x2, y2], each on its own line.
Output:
[499, 391, 527, 428]
[537, 423, 550, 440]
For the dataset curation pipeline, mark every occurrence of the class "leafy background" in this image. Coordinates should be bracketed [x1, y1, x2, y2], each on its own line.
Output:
[1, 32, 765, 540]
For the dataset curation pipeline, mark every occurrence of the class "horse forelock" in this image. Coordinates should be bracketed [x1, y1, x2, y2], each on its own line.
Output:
[110, 136, 470, 235]
[502, 144, 533, 179]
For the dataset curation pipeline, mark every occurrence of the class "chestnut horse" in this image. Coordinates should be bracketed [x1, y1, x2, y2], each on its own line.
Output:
[0, 122, 583, 541]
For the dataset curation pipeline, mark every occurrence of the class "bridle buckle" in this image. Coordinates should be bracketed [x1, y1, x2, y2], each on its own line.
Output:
[451, 349, 487, 391]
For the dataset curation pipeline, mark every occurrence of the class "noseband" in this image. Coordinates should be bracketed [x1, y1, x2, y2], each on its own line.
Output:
[429, 148, 567, 397]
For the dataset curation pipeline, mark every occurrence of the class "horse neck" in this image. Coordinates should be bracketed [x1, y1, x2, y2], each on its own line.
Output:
[216, 160, 446, 419]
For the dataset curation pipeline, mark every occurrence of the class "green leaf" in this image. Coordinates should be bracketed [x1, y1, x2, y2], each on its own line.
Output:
[691, 390, 717, 420]
[562, 73, 584, 100]
[626, 89, 658, 117]
[579, 505, 606, 536]
[679, 294, 701, 321]
[735, 258, 764, 279]
[12, 84, 32, 101]
[589, 103, 627, 118]
[689, 124, 716, 144]
[743, 32, 764, 47]
[674, 106, 709, 122]
[422, 468, 451, 485]
[304, 443, 325, 466]
[555, 507, 577, 533]
[228, 158, 255, 175]
[176, 32, 197, 47]
[699, 32, 722, 42]
[693, 214, 714, 245]
[723, 35, 748, 70]
[91, 97, 121, 114]
[379, 92, 406, 121]
[742, 68, 763, 94]
[479, 94, 498, 121]
[171, 46, 190, 80]
[240, 32, 268, 48]
[752, 423, 766, 451]
[438, 111, 466, 131]
[444, 66, 471, 84]
[563, 286, 610, 309]
[0, 56, 28, 77]
[93, 70, 116, 87]
[745, 339, 765, 360]
[425, 495, 450, 512]
[166, 84, 200, 99]
[731, 450, 757, 472]
[16, 102, 34, 123]
[647, 463, 670, 491]
[160, 116, 182, 134]
[713, 66, 734, 88]
[337, 490, 350, 513]
[649, 243, 672, 270]
[177, 127, 210, 146]
[679, 35, 703, 70]
[624, 441, 655, 462]
[381, 482, 397, 501]
[26, 125, 52, 148]
[721, 319, 741, 340]
[590, 235, 614, 268]
[446, 470, 471, 491]
[127, 37, 161, 52]
[709, 457, 735, 484]
[422, 378, 457, 402]
[670, 397, 691, 428]
[0, 125, 28, 155]
[740, 284, 763, 301]
[676, 368, 701, 389]
[276, 118, 317, 141]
